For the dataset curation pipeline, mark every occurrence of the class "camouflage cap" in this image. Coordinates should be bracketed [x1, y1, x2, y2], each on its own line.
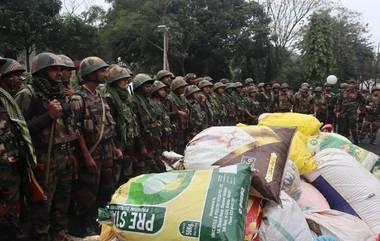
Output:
[300, 86, 309, 92]
[244, 78, 254, 86]
[198, 79, 213, 89]
[31, 52, 66, 74]
[184, 85, 201, 98]
[156, 69, 173, 80]
[107, 64, 131, 84]
[204, 76, 213, 82]
[171, 76, 188, 91]
[234, 82, 243, 88]
[301, 82, 310, 88]
[133, 73, 154, 91]
[79, 56, 109, 79]
[371, 86, 380, 93]
[151, 80, 167, 94]
[281, 83, 289, 89]
[213, 82, 225, 91]
[58, 54, 76, 70]
[314, 86, 323, 92]
[247, 86, 258, 94]
[263, 82, 272, 87]
[340, 83, 348, 89]
[0, 58, 25, 76]
[272, 83, 281, 89]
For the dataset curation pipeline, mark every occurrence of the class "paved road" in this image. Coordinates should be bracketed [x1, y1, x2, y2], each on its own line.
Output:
[358, 132, 380, 155]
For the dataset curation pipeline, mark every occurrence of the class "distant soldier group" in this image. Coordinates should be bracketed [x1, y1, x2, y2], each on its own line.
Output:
[0, 53, 379, 241]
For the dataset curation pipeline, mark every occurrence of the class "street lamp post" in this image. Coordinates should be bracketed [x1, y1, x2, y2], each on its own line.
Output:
[157, 25, 170, 71]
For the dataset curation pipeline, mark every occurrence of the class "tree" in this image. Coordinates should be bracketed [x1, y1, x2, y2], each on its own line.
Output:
[0, 0, 61, 70]
[302, 10, 336, 85]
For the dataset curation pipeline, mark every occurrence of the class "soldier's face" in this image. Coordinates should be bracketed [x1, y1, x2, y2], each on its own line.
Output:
[217, 88, 224, 94]
[325, 86, 331, 92]
[162, 76, 172, 86]
[62, 69, 72, 81]
[46, 66, 63, 81]
[177, 87, 185, 95]
[247, 83, 255, 88]
[301, 91, 308, 97]
[1, 72, 23, 94]
[116, 78, 128, 89]
[202, 86, 211, 94]
[373, 90, 380, 97]
[282, 88, 288, 93]
[273, 88, 279, 93]
[250, 92, 256, 98]
[315, 91, 321, 96]
[142, 83, 152, 95]
[158, 88, 167, 98]
[96, 68, 107, 83]
[265, 85, 271, 91]
[236, 87, 243, 93]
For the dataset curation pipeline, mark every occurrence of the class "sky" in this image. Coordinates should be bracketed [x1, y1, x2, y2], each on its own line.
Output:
[81, 0, 380, 49]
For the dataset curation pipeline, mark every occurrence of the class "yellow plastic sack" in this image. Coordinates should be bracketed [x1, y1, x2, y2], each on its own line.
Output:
[258, 113, 322, 137]
[98, 164, 251, 241]
[290, 131, 318, 174]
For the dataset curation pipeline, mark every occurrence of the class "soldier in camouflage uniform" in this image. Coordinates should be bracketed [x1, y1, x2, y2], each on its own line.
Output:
[58, 55, 76, 98]
[185, 85, 207, 140]
[184, 73, 197, 85]
[16, 53, 79, 240]
[360, 86, 380, 144]
[324, 83, 337, 126]
[105, 64, 142, 184]
[70, 56, 122, 236]
[198, 79, 217, 126]
[168, 77, 189, 154]
[0, 58, 37, 240]
[213, 82, 228, 125]
[224, 83, 238, 125]
[244, 78, 255, 88]
[257, 83, 273, 113]
[278, 83, 293, 112]
[156, 70, 174, 86]
[336, 81, 366, 144]
[232, 82, 247, 123]
[245, 87, 262, 125]
[131, 74, 165, 173]
[150, 80, 173, 154]
[294, 86, 314, 114]
[272, 83, 281, 112]
[257, 82, 265, 94]
[313, 86, 327, 124]
[220, 78, 230, 84]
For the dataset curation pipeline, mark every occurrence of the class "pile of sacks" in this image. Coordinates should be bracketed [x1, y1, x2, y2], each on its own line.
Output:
[97, 113, 380, 241]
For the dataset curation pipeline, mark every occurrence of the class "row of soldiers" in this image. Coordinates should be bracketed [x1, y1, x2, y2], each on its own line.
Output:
[0, 52, 379, 241]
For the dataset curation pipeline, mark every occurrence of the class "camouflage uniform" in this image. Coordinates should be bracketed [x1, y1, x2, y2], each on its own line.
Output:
[185, 85, 207, 141]
[294, 87, 314, 114]
[245, 87, 262, 124]
[15, 53, 77, 238]
[105, 65, 141, 183]
[212, 82, 228, 125]
[257, 83, 273, 113]
[198, 80, 217, 126]
[272, 83, 281, 112]
[168, 77, 189, 154]
[313, 87, 327, 124]
[360, 87, 380, 144]
[278, 83, 294, 112]
[324, 84, 337, 126]
[224, 84, 238, 125]
[132, 74, 165, 173]
[336, 84, 365, 144]
[231, 82, 246, 123]
[150, 81, 173, 154]
[70, 57, 117, 235]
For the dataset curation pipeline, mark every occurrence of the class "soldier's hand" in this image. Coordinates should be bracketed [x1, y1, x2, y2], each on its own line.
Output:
[178, 111, 188, 118]
[48, 99, 62, 119]
[113, 148, 123, 160]
[84, 156, 97, 173]
[64, 88, 74, 97]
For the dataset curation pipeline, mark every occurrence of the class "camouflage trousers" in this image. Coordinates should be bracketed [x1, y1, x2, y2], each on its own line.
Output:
[360, 119, 380, 143]
[73, 140, 114, 227]
[338, 115, 358, 143]
[0, 162, 21, 238]
[30, 147, 72, 236]
[173, 130, 186, 155]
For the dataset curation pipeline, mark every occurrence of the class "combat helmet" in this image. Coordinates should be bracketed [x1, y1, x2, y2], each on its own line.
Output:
[184, 73, 196, 82]
[372, 86, 380, 93]
[198, 79, 213, 89]
[204, 76, 213, 82]
[184, 85, 201, 98]
[247, 86, 258, 94]
[225, 83, 236, 90]
[0, 58, 25, 76]
[79, 56, 109, 79]
[171, 76, 188, 91]
[107, 64, 131, 84]
[151, 80, 167, 94]
[31, 52, 66, 74]
[234, 82, 243, 88]
[281, 83, 289, 89]
[133, 73, 154, 91]
[340, 83, 349, 89]
[244, 78, 254, 86]
[272, 83, 281, 89]
[58, 55, 76, 70]
[156, 70, 173, 80]
[220, 78, 230, 84]
[301, 82, 310, 88]
[314, 86, 323, 92]
[257, 82, 265, 88]
[213, 82, 225, 91]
